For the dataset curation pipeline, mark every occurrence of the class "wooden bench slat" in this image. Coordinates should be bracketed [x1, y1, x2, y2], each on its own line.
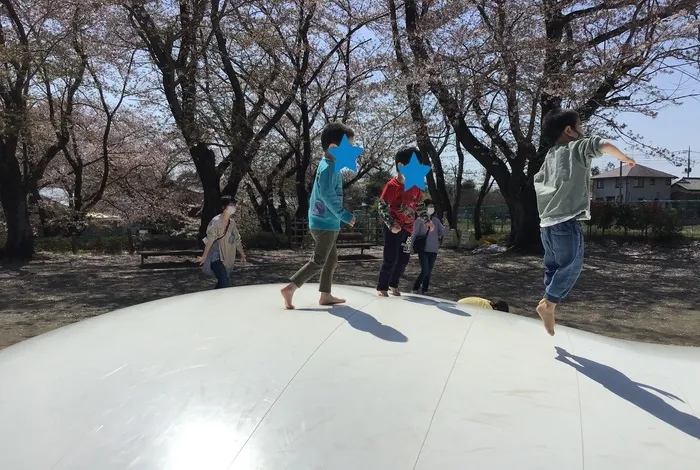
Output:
[138, 250, 199, 255]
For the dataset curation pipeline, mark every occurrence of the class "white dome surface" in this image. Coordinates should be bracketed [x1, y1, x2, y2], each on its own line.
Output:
[0, 284, 698, 470]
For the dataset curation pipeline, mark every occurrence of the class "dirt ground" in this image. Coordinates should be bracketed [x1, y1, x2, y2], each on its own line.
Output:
[1, 240, 699, 350]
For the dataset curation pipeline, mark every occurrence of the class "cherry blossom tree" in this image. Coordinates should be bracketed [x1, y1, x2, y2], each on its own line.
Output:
[0, 1, 88, 259]
[385, 0, 700, 249]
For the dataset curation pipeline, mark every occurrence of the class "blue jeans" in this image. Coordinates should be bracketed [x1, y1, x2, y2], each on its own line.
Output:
[413, 251, 437, 293]
[541, 219, 584, 304]
[210, 260, 230, 289]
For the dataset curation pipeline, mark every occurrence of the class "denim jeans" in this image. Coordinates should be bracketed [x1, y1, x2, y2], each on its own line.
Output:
[540, 219, 584, 304]
[210, 260, 230, 289]
[377, 225, 411, 291]
[413, 251, 438, 293]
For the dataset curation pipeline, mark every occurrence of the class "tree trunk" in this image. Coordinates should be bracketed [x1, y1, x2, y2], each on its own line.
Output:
[294, 96, 313, 225]
[505, 188, 541, 252]
[221, 148, 247, 200]
[245, 183, 273, 232]
[0, 140, 33, 260]
[30, 185, 48, 237]
[451, 138, 465, 228]
[191, 143, 221, 245]
[473, 172, 493, 240]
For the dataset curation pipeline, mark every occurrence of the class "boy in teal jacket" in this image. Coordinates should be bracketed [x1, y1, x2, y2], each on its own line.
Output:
[281, 123, 356, 309]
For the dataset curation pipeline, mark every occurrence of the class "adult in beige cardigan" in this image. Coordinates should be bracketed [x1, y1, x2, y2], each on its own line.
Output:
[196, 195, 247, 289]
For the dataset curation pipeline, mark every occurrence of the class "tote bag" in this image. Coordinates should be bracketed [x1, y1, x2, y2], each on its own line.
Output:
[201, 220, 231, 277]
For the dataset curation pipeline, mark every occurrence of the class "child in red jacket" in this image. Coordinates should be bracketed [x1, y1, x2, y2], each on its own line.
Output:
[376, 146, 431, 297]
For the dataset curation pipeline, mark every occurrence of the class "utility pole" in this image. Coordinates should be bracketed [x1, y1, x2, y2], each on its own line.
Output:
[686, 147, 692, 178]
[619, 161, 623, 202]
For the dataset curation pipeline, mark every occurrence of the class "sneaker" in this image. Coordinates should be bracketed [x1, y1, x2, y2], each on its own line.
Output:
[412, 289, 420, 294]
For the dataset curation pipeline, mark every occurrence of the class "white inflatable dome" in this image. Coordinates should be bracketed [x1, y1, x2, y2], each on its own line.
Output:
[0, 284, 698, 469]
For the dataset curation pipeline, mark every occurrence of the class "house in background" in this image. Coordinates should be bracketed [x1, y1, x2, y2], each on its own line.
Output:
[591, 164, 675, 202]
[671, 178, 700, 200]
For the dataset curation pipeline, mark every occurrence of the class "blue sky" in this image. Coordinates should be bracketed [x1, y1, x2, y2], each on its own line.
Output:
[593, 100, 700, 179]
[459, 71, 700, 180]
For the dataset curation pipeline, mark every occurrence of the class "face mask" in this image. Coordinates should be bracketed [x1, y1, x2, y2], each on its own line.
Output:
[427, 207, 435, 215]
[226, 205, 236, 215]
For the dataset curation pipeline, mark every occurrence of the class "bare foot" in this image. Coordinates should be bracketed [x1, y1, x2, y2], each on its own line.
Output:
[281, 284, 297, 310]
[319, 293, 346, 306]
[536, 299, 556, 336]
[390, 287, 401, 297]
[377, 291, 389, 297]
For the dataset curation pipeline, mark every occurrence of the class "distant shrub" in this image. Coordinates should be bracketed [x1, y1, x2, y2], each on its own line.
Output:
[588, 202, 684, 241]
[649, 208, 683, 240]
[480, 215, 496, 235]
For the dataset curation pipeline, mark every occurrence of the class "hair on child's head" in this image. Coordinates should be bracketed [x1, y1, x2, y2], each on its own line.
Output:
[491, 300, 509, 312]
[542, 108, 580, 145]
[424, 198, 433, 206]
[220, 194, 235, 210]
[395, 146, 420, 168]
[320, 122, 355, 151]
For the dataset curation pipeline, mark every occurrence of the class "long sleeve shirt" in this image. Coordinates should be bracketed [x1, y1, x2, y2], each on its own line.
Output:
[411, 216, 446, 253]
[204, 214, 240, 272]
[308, 158, 354, 231]
[534, 136, 604, 227]
[377, 176, 427, 233]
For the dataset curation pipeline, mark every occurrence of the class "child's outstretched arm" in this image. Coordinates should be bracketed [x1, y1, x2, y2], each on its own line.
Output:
[601, 141, 636, 166]
[318, 167, 354, 225]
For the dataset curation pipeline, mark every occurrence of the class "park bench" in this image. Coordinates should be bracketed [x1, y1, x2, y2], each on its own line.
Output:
[337, 231, 373, 256]
[136, 238, 200, 265]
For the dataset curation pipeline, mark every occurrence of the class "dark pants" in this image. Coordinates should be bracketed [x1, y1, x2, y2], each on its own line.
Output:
[211, 260, 230, 289]
[541, 219, 584, 304]
[413, 251, 438, 293]
[377, 225, 411, 291]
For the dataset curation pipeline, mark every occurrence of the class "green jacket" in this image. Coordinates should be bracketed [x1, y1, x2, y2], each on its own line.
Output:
[534, 136, 604, 227]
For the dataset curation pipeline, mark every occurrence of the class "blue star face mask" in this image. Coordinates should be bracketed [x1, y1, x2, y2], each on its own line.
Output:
[398, 152, 431, 191]
[327, 135, 364, 173]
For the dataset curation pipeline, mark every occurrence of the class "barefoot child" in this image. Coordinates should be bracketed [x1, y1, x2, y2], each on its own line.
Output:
[281, 123, 356, 309]
[376, 146, 431, 297]
[533, 109, 635, 335]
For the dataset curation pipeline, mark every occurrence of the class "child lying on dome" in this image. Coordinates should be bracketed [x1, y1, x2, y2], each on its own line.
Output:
[457, 297, 509, 312]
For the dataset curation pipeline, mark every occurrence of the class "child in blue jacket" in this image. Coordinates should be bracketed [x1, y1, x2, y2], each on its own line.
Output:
[280, 123, 356, 309]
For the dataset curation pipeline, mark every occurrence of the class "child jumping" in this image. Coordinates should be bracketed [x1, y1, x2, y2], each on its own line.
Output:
[376, 146, 431, 297]
[534, 109, 635, 335]
[281, 122, 356, 309]
[411, 198, 446, 295]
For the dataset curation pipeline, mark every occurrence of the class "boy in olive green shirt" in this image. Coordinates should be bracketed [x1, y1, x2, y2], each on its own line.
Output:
[533, 109, 635, 336]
